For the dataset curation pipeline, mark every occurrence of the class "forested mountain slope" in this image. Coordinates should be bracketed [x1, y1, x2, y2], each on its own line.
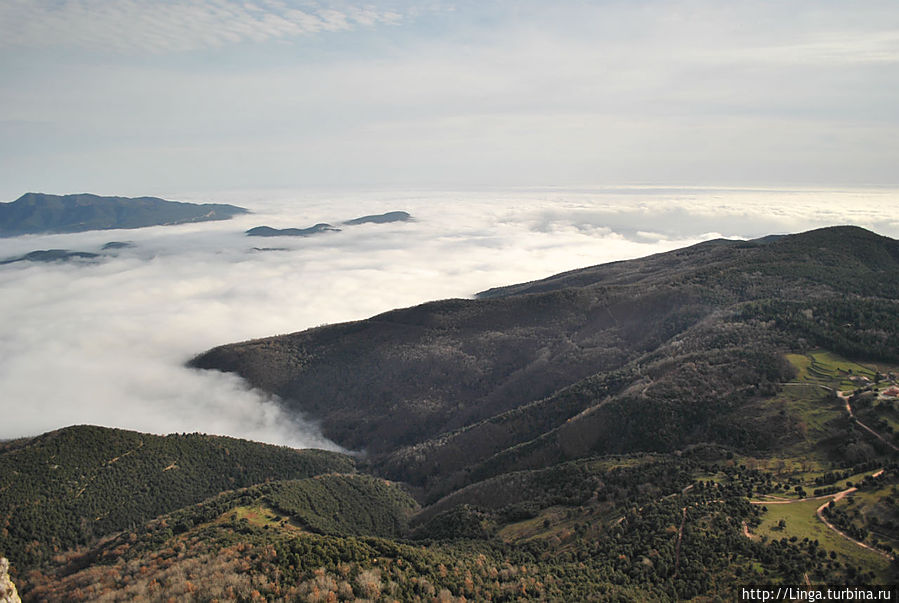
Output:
[14, 439, 898, 601]
[191, 226, 899, 495]
[0, 425, 352, 569]
[0, 193, 247, 236]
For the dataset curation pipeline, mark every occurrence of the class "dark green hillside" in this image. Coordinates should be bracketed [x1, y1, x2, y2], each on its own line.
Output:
[191, 284, 718, 453]
[96, 473, 418, 557]
[378, 367, 640, 494]
[22, 482, 669, 601]
[21, 449, 895, 601]
[0, 425, 352, 569]
[479, 225, 899, 300]
[0, 192, 247, 236]
[192, 226, 899, 494]
[267, 475, 418, 537]
[411, 455, 690, 530]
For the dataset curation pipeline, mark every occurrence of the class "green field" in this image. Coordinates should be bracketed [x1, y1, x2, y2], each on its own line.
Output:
[830, 481, 899, 555]
[729, 378, 847, 468]
[785, 353, 813, 380]
[753, 497, 892, 581]
[787, 350, 898, 394]
[228, 505, 290, 528]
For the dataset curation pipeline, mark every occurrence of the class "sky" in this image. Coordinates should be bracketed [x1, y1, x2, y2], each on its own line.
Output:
[1, 1, 898, 449]
[1, 0, 899, 197]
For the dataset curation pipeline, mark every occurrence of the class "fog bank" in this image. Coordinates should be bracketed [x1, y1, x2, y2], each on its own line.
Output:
[1, 187, 896, 448]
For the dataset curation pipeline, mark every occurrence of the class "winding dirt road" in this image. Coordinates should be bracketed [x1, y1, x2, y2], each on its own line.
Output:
[746, 476, 894, 562]
[815, 492, 894, 561]
[835, 391, 899, 453]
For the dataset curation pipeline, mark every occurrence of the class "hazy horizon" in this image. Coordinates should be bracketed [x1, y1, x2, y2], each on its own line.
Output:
[2, 1, 898, 197]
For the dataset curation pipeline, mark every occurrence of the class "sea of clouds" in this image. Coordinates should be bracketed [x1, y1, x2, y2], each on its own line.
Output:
[1, 187, 897, 449]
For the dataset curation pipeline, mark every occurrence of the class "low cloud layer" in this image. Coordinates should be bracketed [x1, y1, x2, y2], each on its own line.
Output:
[0, 188, 896, 448]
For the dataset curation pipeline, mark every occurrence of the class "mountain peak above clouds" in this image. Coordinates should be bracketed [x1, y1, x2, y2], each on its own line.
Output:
[0, 193, 248, 236]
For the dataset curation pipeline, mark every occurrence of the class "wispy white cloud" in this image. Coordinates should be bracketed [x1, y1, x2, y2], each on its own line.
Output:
[738, 31, 899, 66]
[0, 0, 405, 53]
[1, 1, 898, 194]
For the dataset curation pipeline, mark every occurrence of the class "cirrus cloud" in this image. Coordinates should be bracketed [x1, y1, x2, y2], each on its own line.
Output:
[0, 0, 405, 53]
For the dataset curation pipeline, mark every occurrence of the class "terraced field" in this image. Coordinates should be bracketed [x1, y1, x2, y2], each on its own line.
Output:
[788, 350, 879, 392]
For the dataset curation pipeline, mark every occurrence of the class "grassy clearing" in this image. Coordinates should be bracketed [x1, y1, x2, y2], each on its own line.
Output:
[498, 502, 620, 547]
[753, 498, 891, 580]
[583, 453, 661, 473]
[787, 350, 885, 393]
[738, 458, 826, 479]
[791, 468, 885, 494]
[811, 351, 876, 378]
[497, 508, 562, 543]
[832, 469, 887, 491]
[778, 386, 843, 437]
[733, 381, 847, 466]
[831, 480, 899, 555]
[212, 504, 306, 534]
[786, 353, 812, 381]
[880, 413, 899, 434]
[498, 506, 583, 544]
[232, 505, 281, 527]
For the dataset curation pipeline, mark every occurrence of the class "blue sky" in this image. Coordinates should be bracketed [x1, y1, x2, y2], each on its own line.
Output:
[1, 0, 898, 199]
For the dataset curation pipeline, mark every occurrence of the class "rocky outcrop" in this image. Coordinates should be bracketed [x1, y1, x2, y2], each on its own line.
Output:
[0, 558, 21, 603]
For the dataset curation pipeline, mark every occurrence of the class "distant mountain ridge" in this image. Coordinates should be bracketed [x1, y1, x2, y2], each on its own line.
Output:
[0, 249, 100, 265]
[343, 210, 412, 225]
[0, 192, 248, 236]
[245, 210, 412, 237]
[0, 241, 135, 266]
[246, 224, 340, 237]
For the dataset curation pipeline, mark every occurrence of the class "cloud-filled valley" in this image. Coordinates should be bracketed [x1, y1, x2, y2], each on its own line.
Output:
[1, 187, 897, 449]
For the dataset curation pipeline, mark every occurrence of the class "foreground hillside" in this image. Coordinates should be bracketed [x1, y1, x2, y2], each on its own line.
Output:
[8, 431, 898, 600]
[0, 425, 352, 571]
